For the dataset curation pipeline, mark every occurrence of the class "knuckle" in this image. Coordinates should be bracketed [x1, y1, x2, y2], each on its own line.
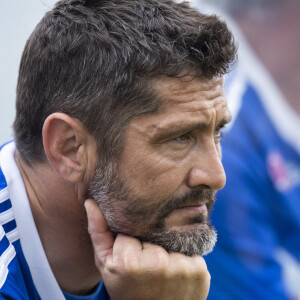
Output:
[146, 246, 171, 273]
[105, 258, 120, 274]
[193, 255, 208, 271]
[143, 249, 169, 276]
[106, 255, 142, 278]
[124, 257, 141, 275]
[168, 254, 210, 281]
[192, 257, 211, 281]
[153, 249, 169, 270]
[169, 254, 192, 279]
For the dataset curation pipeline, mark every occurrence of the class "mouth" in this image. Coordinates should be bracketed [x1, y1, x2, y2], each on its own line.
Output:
[177, 203, 207, 212]
[163, 202, 209, 229]
[177, 201, 208, 211]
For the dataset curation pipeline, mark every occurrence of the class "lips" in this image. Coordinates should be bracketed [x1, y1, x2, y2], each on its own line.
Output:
[177, 204, 207, 213]
[177, 202, 208, 209]
[155, 190, 215, 223]
[163, 202, 208, 229]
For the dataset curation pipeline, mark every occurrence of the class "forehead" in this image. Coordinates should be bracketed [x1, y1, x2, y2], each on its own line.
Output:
[154, 75, 226, 111]
[149, 75, 229, 125]
[129, 75, 230, 135]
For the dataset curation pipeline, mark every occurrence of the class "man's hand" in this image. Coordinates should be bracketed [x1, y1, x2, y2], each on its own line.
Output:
[84, 199, 210, 300]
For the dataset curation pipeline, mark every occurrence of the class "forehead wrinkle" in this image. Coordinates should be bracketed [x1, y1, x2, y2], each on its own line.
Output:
[159, 82, 226, 110]
[166, 97, 228, 117]
[172, 77, 224, 95]
[136, 111, 219, 139]
[158, 102, 229, 135]
[155, 75, 223, 91]
[129, 76, 228, 138]
[154, 76, 224, 99]
[129, 97, 230, 139]
[167, 92, 225, 108]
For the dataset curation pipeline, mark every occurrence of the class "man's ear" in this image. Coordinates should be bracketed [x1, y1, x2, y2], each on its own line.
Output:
[42, 113, 96, 183]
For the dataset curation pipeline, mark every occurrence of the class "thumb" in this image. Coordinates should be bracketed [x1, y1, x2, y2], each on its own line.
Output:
[84, 199, 114, 267]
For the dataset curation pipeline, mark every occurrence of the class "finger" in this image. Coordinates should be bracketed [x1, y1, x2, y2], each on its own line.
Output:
[112, 234, 143, 264]
[190, 255, 211, 299]
[140, 242, 170, 271]
[167, 253, 208, 278]
[141, 241, 168, 252]
[84, 199, 114, 266]
[190, 254, 208, 272]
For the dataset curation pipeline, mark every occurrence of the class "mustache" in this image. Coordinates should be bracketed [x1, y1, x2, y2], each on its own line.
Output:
[157, 189, 216, 223]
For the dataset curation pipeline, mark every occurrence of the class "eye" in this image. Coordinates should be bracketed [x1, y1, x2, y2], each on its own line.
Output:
[214, 125, 225, 140]
[173, 132, 192, 143]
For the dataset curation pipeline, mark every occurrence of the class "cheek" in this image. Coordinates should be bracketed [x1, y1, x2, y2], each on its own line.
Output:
[120, 152, 187, 200]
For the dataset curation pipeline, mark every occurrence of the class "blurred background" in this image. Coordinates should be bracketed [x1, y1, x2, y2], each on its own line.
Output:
[0, 0, 57, 145]
[189, 0, 300, 299]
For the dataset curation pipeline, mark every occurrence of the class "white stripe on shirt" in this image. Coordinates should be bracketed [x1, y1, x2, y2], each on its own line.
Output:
[6, 229, 20, 244]
[0, 244, 16, 288]
[0, 188, 9, 203]
[0, 227, 5, 241]
[0, 209, 14, 225]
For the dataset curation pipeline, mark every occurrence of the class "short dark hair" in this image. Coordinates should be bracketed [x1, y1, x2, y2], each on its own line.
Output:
[14, 0, 237, 163]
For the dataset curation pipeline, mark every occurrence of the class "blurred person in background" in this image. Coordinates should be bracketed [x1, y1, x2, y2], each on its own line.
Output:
[191, 0, 300, 299]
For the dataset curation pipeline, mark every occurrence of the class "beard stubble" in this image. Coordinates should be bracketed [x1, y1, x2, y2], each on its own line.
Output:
[88, 163, 217, 256]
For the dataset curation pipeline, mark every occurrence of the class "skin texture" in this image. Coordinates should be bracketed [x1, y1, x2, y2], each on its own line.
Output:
[120, 76, 228, 201]
[88, 76, 230, 256]
[86, 75, 231, 299]
[14, 116, 101, 294]
[85, 198, 211, 300]
[15, 75, 230, 298]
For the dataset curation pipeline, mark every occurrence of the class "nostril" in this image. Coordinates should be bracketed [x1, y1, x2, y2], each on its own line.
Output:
[194, 184, 210, 190]
[202, 184, 210, 189]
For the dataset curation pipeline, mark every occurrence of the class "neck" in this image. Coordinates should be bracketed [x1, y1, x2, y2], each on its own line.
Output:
[14, 152, 101, 295]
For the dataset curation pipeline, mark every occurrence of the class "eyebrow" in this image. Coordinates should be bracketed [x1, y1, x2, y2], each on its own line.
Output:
[155, 114, 232, 141]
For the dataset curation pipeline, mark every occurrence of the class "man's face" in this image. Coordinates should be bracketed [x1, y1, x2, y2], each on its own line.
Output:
[88, 76, 230, 256]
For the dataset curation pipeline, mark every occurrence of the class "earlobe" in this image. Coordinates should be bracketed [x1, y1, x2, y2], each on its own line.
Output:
[43, 113, 91, 183]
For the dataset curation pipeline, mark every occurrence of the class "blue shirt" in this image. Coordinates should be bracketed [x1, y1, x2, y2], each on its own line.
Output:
[0, 142, 110, 299]
[206, 48, 300, 299]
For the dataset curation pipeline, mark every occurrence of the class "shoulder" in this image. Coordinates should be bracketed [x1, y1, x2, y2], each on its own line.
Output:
[0, 143, 36, 299]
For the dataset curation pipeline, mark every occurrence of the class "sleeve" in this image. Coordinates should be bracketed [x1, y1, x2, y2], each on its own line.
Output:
[0, 226, 30, 300]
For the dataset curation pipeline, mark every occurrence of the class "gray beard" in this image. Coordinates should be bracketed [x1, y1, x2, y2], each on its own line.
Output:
[146, 224, 217, 256]
[88, 162, 217, 256]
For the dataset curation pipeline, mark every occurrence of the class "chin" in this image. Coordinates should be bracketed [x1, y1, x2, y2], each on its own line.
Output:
[142, 223, 217, 256]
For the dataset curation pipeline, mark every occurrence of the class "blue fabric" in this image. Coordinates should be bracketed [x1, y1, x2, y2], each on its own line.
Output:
[206, 81, 300, 299]
[0, 146, 110, 299]
[63, 281, 110, 300]
[0, 161, 40, 300]
[0, 167, 7, 190]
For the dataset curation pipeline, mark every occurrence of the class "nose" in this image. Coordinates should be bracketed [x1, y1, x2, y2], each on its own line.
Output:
[187, 146, 226, 191]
